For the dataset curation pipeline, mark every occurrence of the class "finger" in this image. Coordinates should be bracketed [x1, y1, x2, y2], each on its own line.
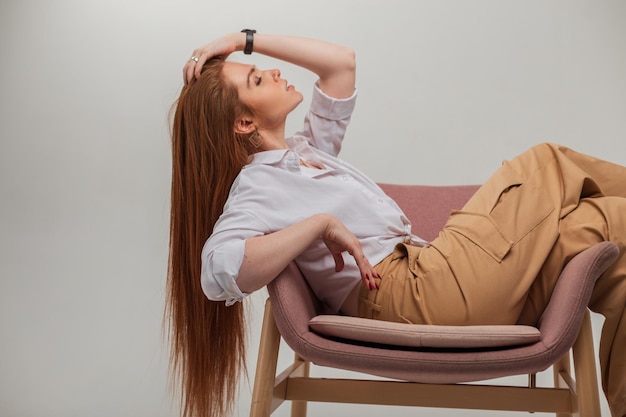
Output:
[365, 272, 378, 290]
[184, 59, 197, 85]
[371, 274, 380, 290]
[332, 252, 345, 272]
[355, 256, 379, 290]
[372, 273, 380, 289]
[363, 274, 375, 290]
[183, 64, 193, 85]
[194, 53, 208, 80]
[182, 48, 203, 84]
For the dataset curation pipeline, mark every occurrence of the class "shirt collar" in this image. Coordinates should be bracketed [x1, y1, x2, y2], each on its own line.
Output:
[248, 149, 289, 165]
[247, 136, 318, 170]
[248, 148, 302, 172]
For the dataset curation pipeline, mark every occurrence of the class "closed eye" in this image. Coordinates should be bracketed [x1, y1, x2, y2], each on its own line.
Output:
[255, 75, 262, 86]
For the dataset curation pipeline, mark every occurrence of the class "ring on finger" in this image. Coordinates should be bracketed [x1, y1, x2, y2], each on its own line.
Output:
[189, 56, 199, 63]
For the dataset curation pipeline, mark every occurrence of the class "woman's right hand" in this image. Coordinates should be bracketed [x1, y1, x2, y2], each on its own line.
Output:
[321, 216, 380, 291]
[183, 32, 243, 84]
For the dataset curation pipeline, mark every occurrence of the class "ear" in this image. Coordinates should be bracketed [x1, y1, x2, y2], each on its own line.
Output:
[233, 116, 256, 135]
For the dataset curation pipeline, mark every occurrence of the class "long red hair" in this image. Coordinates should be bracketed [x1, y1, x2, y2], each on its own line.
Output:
[166, 57, 257, 417]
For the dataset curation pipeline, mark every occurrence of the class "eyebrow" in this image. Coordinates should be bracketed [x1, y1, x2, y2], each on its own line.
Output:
[246, 66, 256, 88]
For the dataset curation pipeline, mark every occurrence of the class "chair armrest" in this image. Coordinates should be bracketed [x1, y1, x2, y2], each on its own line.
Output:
[538, 241, 619, 347]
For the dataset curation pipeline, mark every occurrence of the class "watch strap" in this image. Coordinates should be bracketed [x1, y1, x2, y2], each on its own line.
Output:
[241, 29, 257, 55]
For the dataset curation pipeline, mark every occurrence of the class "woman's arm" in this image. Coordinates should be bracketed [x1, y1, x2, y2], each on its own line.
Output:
[236, 213, 379, 294]
[184, 32, 356, 98]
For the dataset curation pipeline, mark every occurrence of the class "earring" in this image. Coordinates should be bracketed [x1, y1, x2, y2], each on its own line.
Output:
[248, 128, 262, 149]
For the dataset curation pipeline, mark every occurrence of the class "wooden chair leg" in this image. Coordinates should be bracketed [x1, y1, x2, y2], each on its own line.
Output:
[554, 351, 574, 417]
[290, 353, 310, 417]
[250, 299, 282, 417]
[572, 310, 601, 417]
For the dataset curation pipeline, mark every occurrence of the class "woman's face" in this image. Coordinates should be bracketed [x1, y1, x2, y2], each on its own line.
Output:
[222, 62, 303, 129]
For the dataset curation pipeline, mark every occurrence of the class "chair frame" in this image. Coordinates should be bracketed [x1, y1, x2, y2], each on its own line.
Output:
[250, 301, 600, 417]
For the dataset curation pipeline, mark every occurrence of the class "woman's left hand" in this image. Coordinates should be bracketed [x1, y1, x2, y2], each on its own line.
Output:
[183, 32, 242, 84]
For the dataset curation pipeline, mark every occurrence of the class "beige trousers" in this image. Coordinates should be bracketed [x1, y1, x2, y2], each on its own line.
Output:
[358, 143, 626, 416]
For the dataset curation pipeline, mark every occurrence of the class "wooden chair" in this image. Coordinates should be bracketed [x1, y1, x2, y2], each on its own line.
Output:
[249, 184, 618, 417]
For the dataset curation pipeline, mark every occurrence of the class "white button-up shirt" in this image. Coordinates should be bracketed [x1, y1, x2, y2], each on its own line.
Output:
[201, 83, 424, 312]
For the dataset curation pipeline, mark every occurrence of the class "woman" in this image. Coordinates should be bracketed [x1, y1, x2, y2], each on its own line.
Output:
[166, 31, 626, 417]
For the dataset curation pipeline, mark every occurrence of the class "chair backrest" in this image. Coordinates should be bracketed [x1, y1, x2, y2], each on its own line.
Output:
[379, 183, 478, 241]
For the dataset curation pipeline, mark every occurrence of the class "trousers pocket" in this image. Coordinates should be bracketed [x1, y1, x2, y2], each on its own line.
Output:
[445, 181, 555, 263]
[488, 181, 555, 244]
[445, 211, 513, 262]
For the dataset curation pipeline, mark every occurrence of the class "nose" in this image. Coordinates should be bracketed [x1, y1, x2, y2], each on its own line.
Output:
[271, 69, 281, 81]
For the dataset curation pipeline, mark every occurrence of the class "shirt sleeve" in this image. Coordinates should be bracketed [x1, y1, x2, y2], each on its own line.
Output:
[200, 208, 268, 306]
[294, 81, 357, 157]
[201, 239, 247, 306]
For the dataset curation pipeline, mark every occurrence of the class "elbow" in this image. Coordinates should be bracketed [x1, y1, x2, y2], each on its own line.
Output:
[342, 47, 356, 74]
[323, 46, 356, 97]
[327, 44, 355, 74]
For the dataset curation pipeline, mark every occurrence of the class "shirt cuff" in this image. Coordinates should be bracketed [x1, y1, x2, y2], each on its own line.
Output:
[201, 239, 248, 306]
[309, 81, 357, 121]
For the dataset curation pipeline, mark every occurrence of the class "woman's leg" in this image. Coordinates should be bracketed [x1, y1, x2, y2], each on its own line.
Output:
[362, 143, 626, 325]
[411, 143, 615, 325]
[462, 143, 626, 218]
[555, 145, 626, 200]
[457, 143, 626, 415]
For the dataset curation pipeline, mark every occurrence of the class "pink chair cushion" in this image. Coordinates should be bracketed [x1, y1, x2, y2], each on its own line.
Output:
[309, 315, 541, 348]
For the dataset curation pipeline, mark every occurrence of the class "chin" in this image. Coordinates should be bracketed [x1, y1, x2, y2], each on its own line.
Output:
[289, 95, 304, 111]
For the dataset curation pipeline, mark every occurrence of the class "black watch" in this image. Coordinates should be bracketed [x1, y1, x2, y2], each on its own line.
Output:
[241, 29, 257, 55]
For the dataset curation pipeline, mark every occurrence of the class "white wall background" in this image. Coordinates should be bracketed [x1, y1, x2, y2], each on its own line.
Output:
[1, 0, 625, 416]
